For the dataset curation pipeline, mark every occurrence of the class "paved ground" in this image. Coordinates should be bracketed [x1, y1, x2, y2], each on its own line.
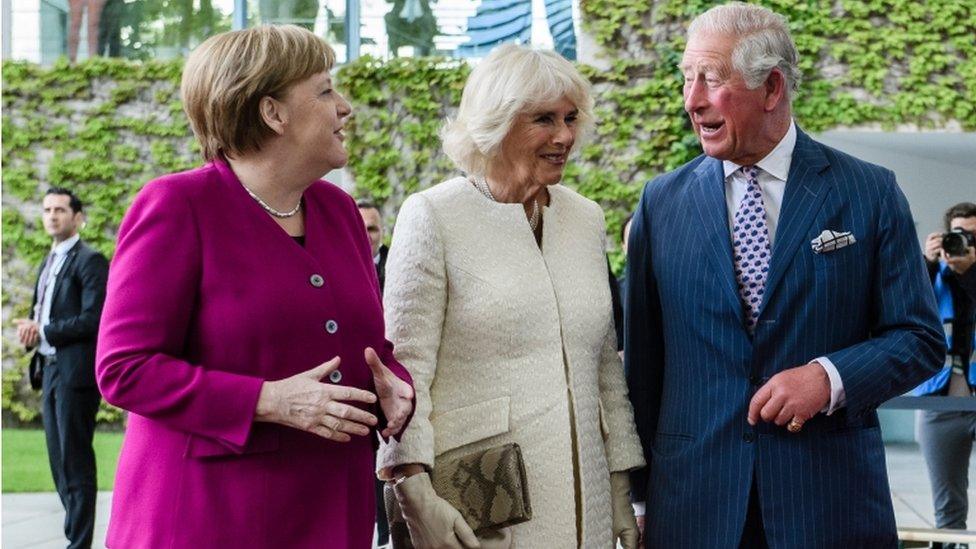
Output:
[2, 444, 973, 548]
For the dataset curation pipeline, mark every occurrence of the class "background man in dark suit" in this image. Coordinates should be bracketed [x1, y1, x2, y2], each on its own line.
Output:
[14, 188, 108, 549]
[357, 199, 390, 547]
[624, 3, 944, 547]
[358, 200, 389, 292]
[613, 213, 633, 356]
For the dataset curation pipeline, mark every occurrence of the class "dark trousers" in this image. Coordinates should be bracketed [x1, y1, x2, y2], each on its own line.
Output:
[375, 478, 390, 545]
[917, 409, 976, 530]
[739, 477, 769, 549]
[41, 357, 101, 549]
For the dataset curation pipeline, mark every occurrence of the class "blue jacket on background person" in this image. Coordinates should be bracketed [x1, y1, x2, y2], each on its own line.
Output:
[913, 259, 976, 395]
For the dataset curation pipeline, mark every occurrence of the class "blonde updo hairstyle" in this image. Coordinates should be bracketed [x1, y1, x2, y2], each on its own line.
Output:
[181, 25, 336, 161]
[441, 44, 594, 178]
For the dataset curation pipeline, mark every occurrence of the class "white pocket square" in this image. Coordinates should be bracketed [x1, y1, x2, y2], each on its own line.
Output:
[811, 230, 856, 254]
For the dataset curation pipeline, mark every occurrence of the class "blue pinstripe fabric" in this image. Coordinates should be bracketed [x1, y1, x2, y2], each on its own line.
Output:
[624, 129, 945, 548]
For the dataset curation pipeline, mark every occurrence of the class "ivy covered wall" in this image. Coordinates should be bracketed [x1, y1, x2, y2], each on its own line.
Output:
[3, 0, 973, 424]
[2, 59, 195, 424]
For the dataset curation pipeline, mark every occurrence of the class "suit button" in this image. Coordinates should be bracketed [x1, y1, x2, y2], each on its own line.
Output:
[749, 374, 760, 386]
[743, 432, 755, 443]
[325, 320, 338, 334]
[329, 370, 343, 383]
[310, 274, 324, 287]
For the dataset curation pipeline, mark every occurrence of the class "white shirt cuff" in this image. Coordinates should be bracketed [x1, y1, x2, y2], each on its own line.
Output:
[813, 356, 845, 415]
[632, 501, 646, 516]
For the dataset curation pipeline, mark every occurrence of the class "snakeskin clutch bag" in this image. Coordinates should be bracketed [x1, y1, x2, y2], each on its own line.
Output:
[431, 442, 532, 533]
[385, 442, 532, 547]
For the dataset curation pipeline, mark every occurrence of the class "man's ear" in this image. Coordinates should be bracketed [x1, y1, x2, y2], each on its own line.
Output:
[259, 96, 287, 135]
[763, 68, 788, 112]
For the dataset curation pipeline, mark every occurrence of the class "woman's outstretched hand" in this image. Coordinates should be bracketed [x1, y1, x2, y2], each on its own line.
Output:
[365, 347, 414, 438]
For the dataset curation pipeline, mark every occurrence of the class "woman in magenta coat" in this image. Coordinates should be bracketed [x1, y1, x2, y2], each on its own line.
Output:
[96, 25, 414, 548]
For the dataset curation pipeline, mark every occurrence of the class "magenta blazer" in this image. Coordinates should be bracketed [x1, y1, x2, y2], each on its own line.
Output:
[96, 159, 413, 548]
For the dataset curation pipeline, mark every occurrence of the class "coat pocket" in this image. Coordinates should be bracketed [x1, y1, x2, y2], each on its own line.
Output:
[184, 425, 280, 459]
[651, 431, 694, 458]
[432, 396, 511, 456]
[812, 240, 856, 271]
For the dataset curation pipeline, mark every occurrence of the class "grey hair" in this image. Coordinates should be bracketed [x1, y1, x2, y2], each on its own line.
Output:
[441, 44, 594, 177]
[688, 2, 801, 99]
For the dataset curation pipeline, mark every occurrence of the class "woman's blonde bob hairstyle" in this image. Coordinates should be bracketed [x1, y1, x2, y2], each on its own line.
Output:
[441, 44, 594, 178]
[181, 25, 336, 161]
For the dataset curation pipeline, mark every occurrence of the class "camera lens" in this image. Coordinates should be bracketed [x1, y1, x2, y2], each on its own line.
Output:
[942, 232, 969, 257]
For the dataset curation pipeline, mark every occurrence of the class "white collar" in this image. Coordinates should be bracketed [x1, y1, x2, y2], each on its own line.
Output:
[722, 120, 797, 181]
[51, 234, 80, 256]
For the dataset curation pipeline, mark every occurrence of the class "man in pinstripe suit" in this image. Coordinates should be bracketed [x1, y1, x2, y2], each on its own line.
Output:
[624, 3, 944, 547]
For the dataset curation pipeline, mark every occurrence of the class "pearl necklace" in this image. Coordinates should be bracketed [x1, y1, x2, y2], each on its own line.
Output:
[241, 183, 302, 218]
[471, 177, 540, 231]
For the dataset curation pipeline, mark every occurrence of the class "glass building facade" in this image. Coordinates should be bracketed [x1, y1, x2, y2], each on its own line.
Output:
[1, 0, 578, 65]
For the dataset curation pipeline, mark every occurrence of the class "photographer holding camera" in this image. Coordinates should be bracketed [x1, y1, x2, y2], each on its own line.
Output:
[915, 201, 976, 542]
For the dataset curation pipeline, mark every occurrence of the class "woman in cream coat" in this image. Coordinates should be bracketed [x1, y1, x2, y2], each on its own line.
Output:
[378, 44, 645, 548]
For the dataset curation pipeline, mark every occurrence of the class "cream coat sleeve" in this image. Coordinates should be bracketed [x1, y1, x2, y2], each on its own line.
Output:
[595, 207, 646, 474]
[376, 194, 446, 478]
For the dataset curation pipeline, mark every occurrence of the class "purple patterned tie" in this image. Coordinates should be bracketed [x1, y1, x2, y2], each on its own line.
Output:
[731, 165, 771, 333]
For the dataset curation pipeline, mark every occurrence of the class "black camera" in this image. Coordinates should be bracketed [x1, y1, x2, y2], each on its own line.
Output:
[942, 228, 976, 257]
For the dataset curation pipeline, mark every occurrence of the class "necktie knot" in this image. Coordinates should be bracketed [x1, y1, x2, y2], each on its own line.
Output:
[741, 165, 760, 184]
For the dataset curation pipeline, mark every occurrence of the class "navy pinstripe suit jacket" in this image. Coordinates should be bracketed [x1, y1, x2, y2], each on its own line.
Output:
[624, 129, 945, 548]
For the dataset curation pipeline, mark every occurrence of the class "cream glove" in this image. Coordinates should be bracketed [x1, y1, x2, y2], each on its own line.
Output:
[611, 471, 639, 549]
[393, 472, 481, 549]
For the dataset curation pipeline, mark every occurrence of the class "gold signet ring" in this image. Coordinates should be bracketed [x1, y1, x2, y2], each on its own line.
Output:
[787, 417, 804, 433]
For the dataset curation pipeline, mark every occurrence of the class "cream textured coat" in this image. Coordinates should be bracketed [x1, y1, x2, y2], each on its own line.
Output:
[378, 177, 645, 547]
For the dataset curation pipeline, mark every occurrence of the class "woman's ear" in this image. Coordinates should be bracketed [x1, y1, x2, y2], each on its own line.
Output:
[260, 96, 287, 135]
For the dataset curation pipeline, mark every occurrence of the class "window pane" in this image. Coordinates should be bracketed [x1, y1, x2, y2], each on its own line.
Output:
[253, 0, 348, 64]
[103, 0, 235, 60]
[39, 1, 69, 64]
[363, 0, 577, 60]
[366, 0, 438, 57]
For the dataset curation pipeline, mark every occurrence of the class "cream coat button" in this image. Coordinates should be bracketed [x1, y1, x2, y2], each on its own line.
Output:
[329, 370, 343, 383]
[310, 274, 324, 287]
[325, 320, 338, 334]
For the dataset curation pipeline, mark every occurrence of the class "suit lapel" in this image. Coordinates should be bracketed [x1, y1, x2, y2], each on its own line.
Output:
[50, 241, 82, 305]
[30, 256, 47, 318]
[691, 157, 741, 313]
[760, 130, 831, 314]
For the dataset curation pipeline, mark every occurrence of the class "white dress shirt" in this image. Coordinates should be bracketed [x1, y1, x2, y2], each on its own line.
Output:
[722, 120, 846, 415]
[36, 234, 80, 356]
